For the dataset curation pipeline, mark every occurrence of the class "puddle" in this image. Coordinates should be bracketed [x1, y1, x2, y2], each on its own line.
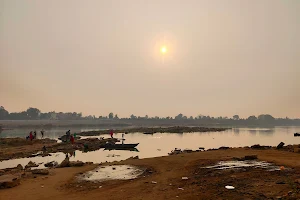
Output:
[204, 160, 281, 171]
[78, 165, 144, 182]
[0, 153, 66, 169]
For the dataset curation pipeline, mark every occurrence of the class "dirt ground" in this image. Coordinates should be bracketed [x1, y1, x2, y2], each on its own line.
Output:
[1, 148, 300, 200]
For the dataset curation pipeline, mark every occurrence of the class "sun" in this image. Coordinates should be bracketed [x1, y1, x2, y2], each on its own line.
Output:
[160, 46, 167, 54]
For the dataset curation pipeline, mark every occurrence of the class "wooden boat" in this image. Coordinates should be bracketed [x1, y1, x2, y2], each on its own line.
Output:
[143, 132, 154, 135]
[101, 143, 139, 149]
[104, 147, 139, 152]
[294, 133, 300, 137]
[58, 135, 81, 142]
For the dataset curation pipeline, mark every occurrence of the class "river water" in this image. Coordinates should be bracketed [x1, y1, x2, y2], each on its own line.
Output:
[0, 126, 300, 169]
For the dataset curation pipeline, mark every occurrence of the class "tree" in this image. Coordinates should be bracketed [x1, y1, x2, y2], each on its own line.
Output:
[247, 115, 257, 121]
[114, 114, 119, 119]
[175, 113, 183, 120]
[189, 116, 194, 120]
[233, 115, 240, 120]
[0, 106, 9, 120]
[130, 114, 137, 119]
[258, 114, 275, 121]
[108, 112, 114, 119]
[26, 107, 41, 119]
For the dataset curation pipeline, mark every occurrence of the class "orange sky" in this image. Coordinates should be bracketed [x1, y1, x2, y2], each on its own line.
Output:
[0, 0, 299, 118]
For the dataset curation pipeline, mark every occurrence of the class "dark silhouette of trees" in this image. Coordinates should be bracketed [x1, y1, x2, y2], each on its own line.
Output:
[26, 107, 41, 119]
[108, 112, 114, 119]
[233, 115, 240, 120]
[0, 106, 9, 120]
[247, 115, 257, 121]
[0, 106, 300, 126]
[175, 113, 183, 120]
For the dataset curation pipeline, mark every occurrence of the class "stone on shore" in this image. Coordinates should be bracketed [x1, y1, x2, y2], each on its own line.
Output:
[58, 158, 70, 168]
[16, 164, 23, 170]
[31, 169, 49, 175]
[25, 161, 39, 169]
[0, 175, 20, 189]
[69, 161, 84, 167]
[44, 161, 58, 168]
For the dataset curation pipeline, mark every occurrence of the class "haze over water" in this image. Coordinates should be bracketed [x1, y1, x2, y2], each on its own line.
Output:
[1, 0, 300, 118]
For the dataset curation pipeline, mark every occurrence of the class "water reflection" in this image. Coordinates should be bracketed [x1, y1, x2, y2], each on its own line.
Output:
[1, 126, 300, 170]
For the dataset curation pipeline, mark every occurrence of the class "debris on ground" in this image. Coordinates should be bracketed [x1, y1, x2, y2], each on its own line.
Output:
[225, 185, 235, 190]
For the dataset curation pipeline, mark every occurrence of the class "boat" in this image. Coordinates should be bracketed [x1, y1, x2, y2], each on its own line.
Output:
[58, 135, 81, 142]
[104, 147, 139, 152]
[101, 143, 139, 149]
[294, 133, 300, 137]
[143, 132, 154, 135]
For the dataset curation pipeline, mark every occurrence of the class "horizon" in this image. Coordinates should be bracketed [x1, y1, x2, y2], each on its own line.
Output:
[1, 105, 299, 119]
[1, 1, 300, 118]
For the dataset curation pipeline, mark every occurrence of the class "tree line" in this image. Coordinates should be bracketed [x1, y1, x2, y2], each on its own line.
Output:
[0, 106, 300, 126]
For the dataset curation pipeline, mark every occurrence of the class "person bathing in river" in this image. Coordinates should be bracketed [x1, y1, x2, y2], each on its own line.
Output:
[40, 130, 44, 138]
[110, 129, 114, 138]
[34, 131, 37, 139]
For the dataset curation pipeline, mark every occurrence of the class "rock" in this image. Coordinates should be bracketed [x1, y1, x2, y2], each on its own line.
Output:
[294, 179, 300, 184]
[127, 156, 139, 160]
[294, 148, 300, 153]
[244, 155, 258, 160]
[0, 175, 21, 189]
[182, 177, 189, 180]
[25, 161, 39, 169]
[151, 181, 157, 184]
[69, 161, 84, 167]
[112, 167, 116, 170]
[31, 169, 49, 175]
[0, 170, 5, 176]
[219, 146, 229, 150]
[58, 158, 70, 168]
[44, 161, 58, 168]
[277, 142, 285, 149]
[276, 181, 285, 184]
[251, 144, 271, 149]
[16, 164, 23, 170]
[183, 149, 193, 153]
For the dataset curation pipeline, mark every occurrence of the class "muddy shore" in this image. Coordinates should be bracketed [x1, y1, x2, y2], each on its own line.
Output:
[1, 147, 300, 199]
[0, 137, 117, 161]
[79, 126, 229, 136]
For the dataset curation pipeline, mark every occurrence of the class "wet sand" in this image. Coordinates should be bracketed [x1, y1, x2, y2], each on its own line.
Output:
[1, 148, 300, 200]
[0, 138, 117, 161]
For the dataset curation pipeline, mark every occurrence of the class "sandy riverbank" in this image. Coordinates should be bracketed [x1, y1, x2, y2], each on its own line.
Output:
[1, 148, 300, 199]
[0, 138, 117, 161]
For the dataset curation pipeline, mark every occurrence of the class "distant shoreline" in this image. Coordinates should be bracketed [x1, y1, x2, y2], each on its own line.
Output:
[0, 119, 300, 129]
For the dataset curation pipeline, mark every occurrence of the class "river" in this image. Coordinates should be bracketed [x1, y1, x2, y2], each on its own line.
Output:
[0, 126, 299, 169]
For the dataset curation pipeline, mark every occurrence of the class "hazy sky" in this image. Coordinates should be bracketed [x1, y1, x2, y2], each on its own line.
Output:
[0, 0, 299, 118]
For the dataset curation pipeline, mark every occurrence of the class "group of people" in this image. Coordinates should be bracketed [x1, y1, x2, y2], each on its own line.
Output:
[66, 130, 75, 144]
[26, 130, 45, 141]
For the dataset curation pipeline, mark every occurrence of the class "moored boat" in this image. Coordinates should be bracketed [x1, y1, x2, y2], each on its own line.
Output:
[100, 143, 139, 149]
